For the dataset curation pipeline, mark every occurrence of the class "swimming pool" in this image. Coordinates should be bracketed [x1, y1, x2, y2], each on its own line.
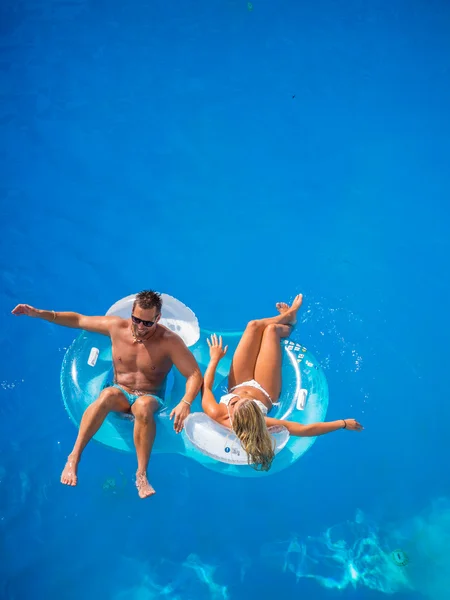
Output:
[1, 0, 450, 598]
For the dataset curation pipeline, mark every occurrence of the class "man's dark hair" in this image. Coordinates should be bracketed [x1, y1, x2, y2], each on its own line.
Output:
[133, 290, 162, 314]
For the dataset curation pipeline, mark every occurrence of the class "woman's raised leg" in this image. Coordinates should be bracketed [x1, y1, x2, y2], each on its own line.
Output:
[253, 324, 291, 401]
[253, 294, 303, 399]
[228, 294, 303, 389]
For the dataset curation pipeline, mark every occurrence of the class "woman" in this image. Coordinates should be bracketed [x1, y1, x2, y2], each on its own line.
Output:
[201, 294, 363, 471]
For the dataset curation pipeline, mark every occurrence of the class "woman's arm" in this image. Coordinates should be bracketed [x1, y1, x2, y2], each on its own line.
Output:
[202, 334, 228, 419]
[202, 387, 220, 419]
[204, 357, 220, 390]
[202, 358, 219, 419]
[201, 359, 220, 418]
[265, 417, 363, 437]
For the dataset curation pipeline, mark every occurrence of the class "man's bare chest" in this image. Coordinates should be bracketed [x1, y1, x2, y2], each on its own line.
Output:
[111, 335, 171, 374]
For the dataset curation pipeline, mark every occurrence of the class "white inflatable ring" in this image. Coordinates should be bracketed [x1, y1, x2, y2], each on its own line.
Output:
[61, 295, 329, 477]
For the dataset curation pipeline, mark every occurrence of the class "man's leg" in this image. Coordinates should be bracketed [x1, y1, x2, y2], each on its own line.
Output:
[131, 396, 160, 499]
[60, 387, 130, 486]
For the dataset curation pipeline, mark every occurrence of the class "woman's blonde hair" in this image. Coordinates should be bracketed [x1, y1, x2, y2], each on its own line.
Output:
[232, 400, 275, 471]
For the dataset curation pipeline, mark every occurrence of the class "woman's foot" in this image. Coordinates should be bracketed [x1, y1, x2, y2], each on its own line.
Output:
[61, 455, 79, 486]
[276, 294, 303, 325]
[276, 302, 290, 314]
[136, 472, 156, 499]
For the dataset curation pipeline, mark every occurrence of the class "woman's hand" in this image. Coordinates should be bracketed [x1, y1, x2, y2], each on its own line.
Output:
[342, 419, 363, 431]
[207, 333, 228, 362]
[11, 304, 40, 318]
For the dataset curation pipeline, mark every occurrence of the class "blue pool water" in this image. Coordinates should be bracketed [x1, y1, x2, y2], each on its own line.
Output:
[1, 0, 450, 598]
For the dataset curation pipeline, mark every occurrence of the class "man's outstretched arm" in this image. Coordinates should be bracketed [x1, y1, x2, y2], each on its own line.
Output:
[11, 303, 119, 336]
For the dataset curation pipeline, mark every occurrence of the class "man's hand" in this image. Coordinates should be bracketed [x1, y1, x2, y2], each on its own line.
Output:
[170, 400, 191, 433]
[11, 304, 40, 318]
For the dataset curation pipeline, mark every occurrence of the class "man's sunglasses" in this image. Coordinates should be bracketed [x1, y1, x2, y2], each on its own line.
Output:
[131, 314, 157, 328]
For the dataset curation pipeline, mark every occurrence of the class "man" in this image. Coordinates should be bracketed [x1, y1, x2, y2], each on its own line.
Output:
[11, 290, 203, 498]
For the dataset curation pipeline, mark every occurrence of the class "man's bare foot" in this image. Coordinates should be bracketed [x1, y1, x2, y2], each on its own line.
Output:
[276, 294, 303, 325]
[136, 472, 156, 499]
[61, 455, 79, 486]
